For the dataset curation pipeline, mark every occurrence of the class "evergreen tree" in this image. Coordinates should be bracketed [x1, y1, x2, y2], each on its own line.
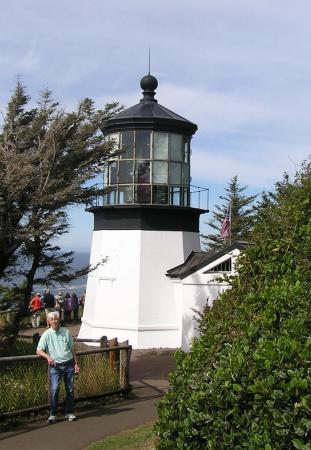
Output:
[201, 175, 257, 250]
[0, 82, 123, 297]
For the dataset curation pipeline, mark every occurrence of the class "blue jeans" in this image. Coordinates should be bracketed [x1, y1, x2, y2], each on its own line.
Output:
[49, 360, 75, 415]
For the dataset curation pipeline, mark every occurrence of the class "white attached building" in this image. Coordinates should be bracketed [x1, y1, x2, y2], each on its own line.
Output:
[166, 241, 248, 351]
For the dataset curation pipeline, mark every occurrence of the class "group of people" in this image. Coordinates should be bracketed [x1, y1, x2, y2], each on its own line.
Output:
[28, 289, 85, 328]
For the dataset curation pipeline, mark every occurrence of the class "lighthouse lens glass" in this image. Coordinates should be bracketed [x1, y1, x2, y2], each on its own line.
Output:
[102, 130, 191, 207]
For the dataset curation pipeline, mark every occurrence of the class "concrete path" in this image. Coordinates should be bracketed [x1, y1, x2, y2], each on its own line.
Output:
[0, 327, 176, 450]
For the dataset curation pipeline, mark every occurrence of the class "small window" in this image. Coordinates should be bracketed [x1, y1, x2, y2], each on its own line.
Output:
[106, 133, 120, 151]
[135, 130, 151, 159]
[170, 186, 182, 206]
[119, 185, 133, 204]
[153, 161, 168, 183]
[183, 137, 190, 163]
[135, 185, 151, 204]
[109, 162, 118, 184]
[135, 161, 150, 183]
[103, 187, 117, 205]
[169, 162, 182, 184]
[152, 185, 168, 204]
[103, 165, 109, 186]
[121, 130, 134, 159]
[208, 259, 232, 272]
[119, 160, 134, 183]
[153, 132, 168, 159]
[182, 164, 190, 185]
[183, 187, 189, 206]
[170, 134, 183, 161]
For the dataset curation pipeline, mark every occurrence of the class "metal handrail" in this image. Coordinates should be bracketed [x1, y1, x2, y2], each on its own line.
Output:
[86, 183, 209, 211]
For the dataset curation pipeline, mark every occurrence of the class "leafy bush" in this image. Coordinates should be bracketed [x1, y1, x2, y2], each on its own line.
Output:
[155, 161, 311, 449]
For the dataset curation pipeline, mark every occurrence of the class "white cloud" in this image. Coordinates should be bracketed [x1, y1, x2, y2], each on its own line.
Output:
[156, 84, 287, 136]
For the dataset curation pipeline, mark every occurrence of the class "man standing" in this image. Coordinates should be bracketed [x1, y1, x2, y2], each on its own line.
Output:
[29, 293, 42, 328]
[42, 289, 56, 325]
[36, 311, 80, 423]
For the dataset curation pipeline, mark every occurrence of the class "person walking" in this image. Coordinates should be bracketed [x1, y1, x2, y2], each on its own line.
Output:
[36, 311, 80, 423]
[71, 293, 79, 323]
[29, 293, 42, 328]
[64, 293, 72, 323]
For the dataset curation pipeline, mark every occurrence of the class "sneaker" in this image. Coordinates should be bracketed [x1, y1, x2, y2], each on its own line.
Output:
[65, 413, 77, 421]
[47, 415, 56, 424]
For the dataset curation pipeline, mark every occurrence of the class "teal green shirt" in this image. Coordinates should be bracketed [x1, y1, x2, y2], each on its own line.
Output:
[37, 327, 74, 363]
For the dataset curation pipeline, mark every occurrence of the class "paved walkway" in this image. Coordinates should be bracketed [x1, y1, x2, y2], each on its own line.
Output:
[0, 325, 176, 450]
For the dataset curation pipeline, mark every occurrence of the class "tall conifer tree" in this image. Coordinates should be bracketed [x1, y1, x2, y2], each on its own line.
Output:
[201, 175, 257, 250]
[0, 82, 123, 300]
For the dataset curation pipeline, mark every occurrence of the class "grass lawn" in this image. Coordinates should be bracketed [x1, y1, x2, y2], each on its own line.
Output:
[86, 422, 156, 449]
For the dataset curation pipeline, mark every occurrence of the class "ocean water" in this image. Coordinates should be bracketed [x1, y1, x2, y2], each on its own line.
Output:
[4, 252, 90, 300]
[33, 279, 87, 299]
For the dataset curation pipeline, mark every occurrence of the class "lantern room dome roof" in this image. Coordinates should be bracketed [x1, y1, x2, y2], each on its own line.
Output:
[101, 74, 197, 136]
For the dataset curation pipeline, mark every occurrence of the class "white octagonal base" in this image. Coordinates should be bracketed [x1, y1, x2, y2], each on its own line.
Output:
[78, 228, 200, 349]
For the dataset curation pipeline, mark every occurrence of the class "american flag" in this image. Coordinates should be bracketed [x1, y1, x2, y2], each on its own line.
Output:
[220, 207, 231, 239]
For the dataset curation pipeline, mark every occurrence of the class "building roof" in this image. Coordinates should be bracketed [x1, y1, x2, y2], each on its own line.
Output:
[166, 241, 249, 280]
[111, 101, 195, 124]
[101, 74, 197, 136]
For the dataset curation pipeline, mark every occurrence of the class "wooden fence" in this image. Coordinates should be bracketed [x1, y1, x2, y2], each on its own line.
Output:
[0, 336, 132, 418]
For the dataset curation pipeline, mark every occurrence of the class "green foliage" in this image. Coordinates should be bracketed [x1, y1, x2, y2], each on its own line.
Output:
[0, 82, 123, 286]
[156, 161, 311, 449]
[201, 175, 257, 250]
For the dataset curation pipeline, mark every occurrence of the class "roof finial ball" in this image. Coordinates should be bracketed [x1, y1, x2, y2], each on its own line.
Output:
[140, 74, 158, 102]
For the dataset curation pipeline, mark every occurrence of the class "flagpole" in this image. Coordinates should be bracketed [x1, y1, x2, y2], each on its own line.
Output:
[229, 203, 232, 245]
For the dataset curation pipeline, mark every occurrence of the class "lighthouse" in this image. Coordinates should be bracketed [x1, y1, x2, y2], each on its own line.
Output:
[78, 74, 207, 349]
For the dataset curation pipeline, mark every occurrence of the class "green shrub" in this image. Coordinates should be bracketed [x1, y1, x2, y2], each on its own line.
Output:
[155, 161, 311, 449]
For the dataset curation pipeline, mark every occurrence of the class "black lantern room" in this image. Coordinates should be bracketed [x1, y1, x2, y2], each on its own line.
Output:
[89, 74, 208, 232]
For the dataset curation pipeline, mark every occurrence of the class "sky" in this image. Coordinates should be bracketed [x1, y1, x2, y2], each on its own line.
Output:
[1, 0, 310, 252]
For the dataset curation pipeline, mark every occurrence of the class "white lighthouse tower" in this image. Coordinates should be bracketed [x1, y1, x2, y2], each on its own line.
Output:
[78, 74, 207, 348]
